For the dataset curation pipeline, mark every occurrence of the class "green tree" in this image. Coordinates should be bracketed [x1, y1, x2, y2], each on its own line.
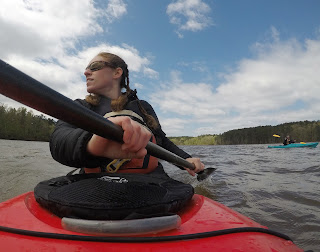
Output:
[0, 104, 56, 141]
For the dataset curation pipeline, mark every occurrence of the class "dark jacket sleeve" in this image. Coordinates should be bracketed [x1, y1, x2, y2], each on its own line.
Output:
[49, 100, 109, 168]
[140, 101, 192, 160]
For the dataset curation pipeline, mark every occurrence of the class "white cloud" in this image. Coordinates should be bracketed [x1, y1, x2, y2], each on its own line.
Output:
[151, 71, 224, 118]
[2, 43, 159, 101]
[105, 0, 127, 22]
[133, 83, 144, 89]
[159, 117, 190, 136]
[0, 0, 129, 62]
[0, 0, 101, 60]
[143, 67, 159, 79]
[167, 0, 213, 37]
[0, 0, 157, 112]
[151, 29, 320, 135]
[217, 36, 320, 114]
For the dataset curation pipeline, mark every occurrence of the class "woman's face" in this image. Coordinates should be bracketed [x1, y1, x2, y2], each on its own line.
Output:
[84, 55, 120, 96]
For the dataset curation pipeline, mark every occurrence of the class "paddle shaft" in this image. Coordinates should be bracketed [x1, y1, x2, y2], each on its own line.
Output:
[0, 60, 195, 170]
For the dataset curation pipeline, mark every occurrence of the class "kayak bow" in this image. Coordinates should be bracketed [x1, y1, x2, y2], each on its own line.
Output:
[0, 191, 304, 251]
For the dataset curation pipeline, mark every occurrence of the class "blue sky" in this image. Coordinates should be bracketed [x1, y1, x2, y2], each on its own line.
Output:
[1, 0, 320, 136]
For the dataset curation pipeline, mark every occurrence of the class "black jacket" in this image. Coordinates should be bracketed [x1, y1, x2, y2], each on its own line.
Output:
[49, 96, 191, 169]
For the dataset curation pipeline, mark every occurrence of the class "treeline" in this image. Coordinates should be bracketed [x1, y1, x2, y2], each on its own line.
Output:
[0, 104, 56, 141]
[1, 104, 320, 145]
[169, 120, 320, 145]
[168, 135, 221, 145]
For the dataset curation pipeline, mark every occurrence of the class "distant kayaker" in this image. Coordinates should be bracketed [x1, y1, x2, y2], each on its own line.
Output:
[50, 52, 204, 176]
[283, 135, 296, 145]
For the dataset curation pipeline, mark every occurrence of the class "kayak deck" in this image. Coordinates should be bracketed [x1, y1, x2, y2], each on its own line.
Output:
[268, 142, 318, 148]
[0, 192, 303, 251]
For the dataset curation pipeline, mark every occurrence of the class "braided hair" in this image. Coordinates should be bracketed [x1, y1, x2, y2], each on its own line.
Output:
[85, 52, 158, 130]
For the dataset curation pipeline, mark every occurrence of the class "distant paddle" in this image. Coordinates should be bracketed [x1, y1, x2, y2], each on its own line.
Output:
[0, 59, 215, 181]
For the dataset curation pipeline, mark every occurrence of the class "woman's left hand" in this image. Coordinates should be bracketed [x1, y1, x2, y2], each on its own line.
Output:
[184, 157, 205, 176]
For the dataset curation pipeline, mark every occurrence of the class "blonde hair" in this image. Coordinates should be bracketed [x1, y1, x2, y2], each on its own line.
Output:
[85, 52, 158, 130]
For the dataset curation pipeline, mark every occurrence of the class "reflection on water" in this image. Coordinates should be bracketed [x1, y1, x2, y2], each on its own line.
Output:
[0, 139, 319, 251]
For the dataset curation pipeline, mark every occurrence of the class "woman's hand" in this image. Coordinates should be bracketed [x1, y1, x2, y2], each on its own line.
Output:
[87, 116, 152, 159]
[184, 157, 205, 176]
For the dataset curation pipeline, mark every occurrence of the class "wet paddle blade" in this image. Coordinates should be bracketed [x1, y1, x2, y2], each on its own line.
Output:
[197, 168, 216, 182]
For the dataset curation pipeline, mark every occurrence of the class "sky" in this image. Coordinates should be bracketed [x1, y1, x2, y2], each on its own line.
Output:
[0, 0, 320, 137]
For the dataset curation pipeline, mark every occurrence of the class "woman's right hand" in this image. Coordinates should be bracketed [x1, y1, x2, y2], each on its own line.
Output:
[184, 157, 205, 176]
[86, 116, 152, 159]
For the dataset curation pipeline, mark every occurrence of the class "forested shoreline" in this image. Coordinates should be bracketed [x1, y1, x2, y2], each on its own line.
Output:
[0, 104, 55, 141]
[169, 121, 320, 145]
[1, 104, 319, 145]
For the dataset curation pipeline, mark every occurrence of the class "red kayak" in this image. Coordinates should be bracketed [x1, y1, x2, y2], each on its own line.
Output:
[0, 192, 303, 251]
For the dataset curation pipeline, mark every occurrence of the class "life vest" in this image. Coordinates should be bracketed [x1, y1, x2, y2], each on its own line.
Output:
[84, 110, 158, 174]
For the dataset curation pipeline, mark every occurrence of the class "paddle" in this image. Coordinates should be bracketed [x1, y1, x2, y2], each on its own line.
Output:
[0, 59, 215, 181]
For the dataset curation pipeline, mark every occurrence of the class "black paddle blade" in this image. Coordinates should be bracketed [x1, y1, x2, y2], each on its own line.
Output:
[197, 168, 216, 182]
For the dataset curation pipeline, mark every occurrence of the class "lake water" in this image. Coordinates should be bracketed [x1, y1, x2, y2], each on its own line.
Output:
[0, 139, 319, 251]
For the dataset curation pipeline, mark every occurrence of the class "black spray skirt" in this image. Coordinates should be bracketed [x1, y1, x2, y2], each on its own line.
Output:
[34, 173, 194, 220]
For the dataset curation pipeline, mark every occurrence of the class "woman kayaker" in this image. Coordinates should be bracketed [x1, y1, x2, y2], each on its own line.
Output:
[50, 52, 204, 176]
[283, 135, 296, 145]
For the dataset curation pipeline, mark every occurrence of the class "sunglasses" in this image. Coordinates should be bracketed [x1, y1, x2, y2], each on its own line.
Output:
[85, 61, 115, 72]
